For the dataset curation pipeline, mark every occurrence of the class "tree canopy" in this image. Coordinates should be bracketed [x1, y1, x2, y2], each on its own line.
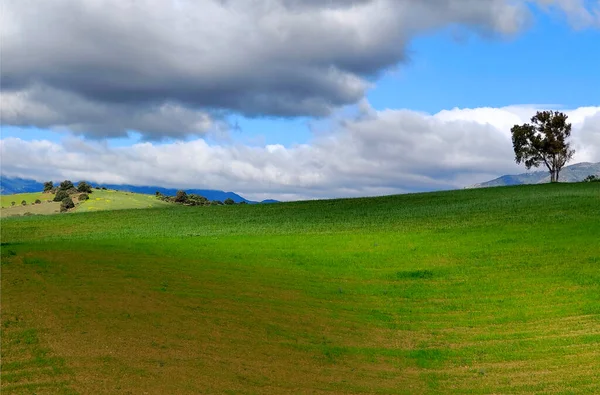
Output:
[511, 111, 575, 183]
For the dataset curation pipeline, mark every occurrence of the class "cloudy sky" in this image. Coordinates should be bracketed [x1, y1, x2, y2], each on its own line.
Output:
[1, 0, 599, 201]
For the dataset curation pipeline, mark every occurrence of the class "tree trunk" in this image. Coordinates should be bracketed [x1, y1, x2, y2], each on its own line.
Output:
[550, 169, 556, 183]
[555, 169, 560, 182]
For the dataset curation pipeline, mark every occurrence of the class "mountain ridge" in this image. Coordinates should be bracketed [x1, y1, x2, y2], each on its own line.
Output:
[469, 162, 600, 188]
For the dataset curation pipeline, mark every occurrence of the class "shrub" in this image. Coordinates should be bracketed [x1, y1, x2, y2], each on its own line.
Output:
[54, 190, 69, 202]
[77, 181, 93, 193]
[174, 190, 188, 203]
[35, 199, 42, 204]
[21, 200, 27, 206]
[43, 181, 54, 192]
[239, 201, 248, 205]
[60, 197, 75, 212]
[155, 191, 162, 197]
[59, 180, 74, 191]
[79, 193, 89, 201]
[11, 201, 16, 206]
[101, 187, 107, 190]
[187, 194, 208, 206]
[224, 198, 235, 205]
[584, 175, 599, 182]
[210, 200, 223, 206]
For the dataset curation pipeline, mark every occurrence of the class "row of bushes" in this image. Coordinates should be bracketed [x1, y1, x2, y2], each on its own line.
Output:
[156, 190, 243, 206]
[10, 199, 45, 206]
[45, 180, 94, 196]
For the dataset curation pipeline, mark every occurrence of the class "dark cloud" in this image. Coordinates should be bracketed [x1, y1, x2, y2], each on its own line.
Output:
[1, 0, 597, 138]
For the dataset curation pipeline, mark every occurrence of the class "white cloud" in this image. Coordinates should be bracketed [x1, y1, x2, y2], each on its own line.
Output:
[2, 105, 598, 201]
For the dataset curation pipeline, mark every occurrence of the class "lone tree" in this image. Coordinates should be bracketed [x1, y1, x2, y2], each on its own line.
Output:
[77, 181, 92, 193]
[43, 181, 54, 192]
[511, 111, 575, 183]
[59, 180, 75, 191]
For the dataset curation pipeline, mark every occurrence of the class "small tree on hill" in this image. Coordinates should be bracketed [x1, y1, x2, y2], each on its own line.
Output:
[35, 199, 42, 204]
[54, 190, 69, 202]
[511, 111, 575, 183]
[21, 200, 27, 206]
[43, 181, 54, 192]
[224, 198, 235, 205]
[174, 190, 188, 203]
[11, 201, 16, 206]
[79, 193, 89, 201]
[77, 181, 92, 193]
[59, 180, 74, 191]
[60, 197, 75, 212]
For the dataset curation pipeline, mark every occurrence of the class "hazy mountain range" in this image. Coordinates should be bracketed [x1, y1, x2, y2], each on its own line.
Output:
[470, 162, 600, 188]
[0, 177, 277, 204]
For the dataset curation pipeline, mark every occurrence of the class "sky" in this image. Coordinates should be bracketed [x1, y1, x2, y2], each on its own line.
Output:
[1, 0, 599, 201]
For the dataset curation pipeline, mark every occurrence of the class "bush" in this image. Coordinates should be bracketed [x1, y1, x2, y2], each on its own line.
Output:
[101, 187, 107, 190]
[187, 194, 208, 206]
[43, 181, 54, 192]
[21, 200, 27, 206]
[224, 198, 235, 205]
[210, 200, 223, 206]
[59, 180, 74, 191]
[35, 199, 42, 204]
[60, 197, 75, 212]
[77, 181, 92, 193]
[584, 175, 599, 182]
[174, 190, 188, 203]
[155, 191, 162, 197]
[54, 190, 69, 202]
[79, 193, 89, 201]
[11, 201, 16, 206]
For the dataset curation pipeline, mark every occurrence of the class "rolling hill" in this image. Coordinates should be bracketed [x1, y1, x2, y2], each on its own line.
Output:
[2, 183, 599, 393]
[470, 161, 600, 188]
[0, 176, 277, 203]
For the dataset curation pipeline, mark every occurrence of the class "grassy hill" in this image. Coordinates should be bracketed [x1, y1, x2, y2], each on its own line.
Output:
[1, 189, 171, 218]
[1, 192, 53, 208]
[74, 189, 172, 212]
[1, 183, 599, 394]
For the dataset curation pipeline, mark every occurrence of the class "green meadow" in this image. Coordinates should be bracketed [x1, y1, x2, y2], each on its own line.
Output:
[1, 183, 599, 394]
[1, 192, 53, 208]
[74, 189, 171, 212]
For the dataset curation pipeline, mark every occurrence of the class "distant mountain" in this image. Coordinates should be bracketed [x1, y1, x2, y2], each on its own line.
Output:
[470, 162, 600, 188]
[0, 177, 44, 195]
[0, 176, 278, 204]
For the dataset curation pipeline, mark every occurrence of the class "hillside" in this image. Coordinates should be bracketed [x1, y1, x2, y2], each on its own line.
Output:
[470, 161, 600, 188]
[2, 183, 599, 394]
[0, 175, 271, 203]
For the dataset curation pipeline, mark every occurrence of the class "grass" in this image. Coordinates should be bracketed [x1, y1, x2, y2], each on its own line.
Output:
[1, 183, 599, 393]
[74, 189, 171, 212]
[0, 189, 170, 217]
[1, 192, 54, 208]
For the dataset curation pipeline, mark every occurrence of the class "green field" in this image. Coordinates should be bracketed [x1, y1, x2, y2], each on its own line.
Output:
[1, 192, 54, 208]
[1, 183, 599, 394]
[74, 189, 171, 212]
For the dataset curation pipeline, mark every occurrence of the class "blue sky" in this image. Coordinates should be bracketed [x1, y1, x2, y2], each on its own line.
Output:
[239, 7, 600, 148]
[1, 1, 599, 200]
